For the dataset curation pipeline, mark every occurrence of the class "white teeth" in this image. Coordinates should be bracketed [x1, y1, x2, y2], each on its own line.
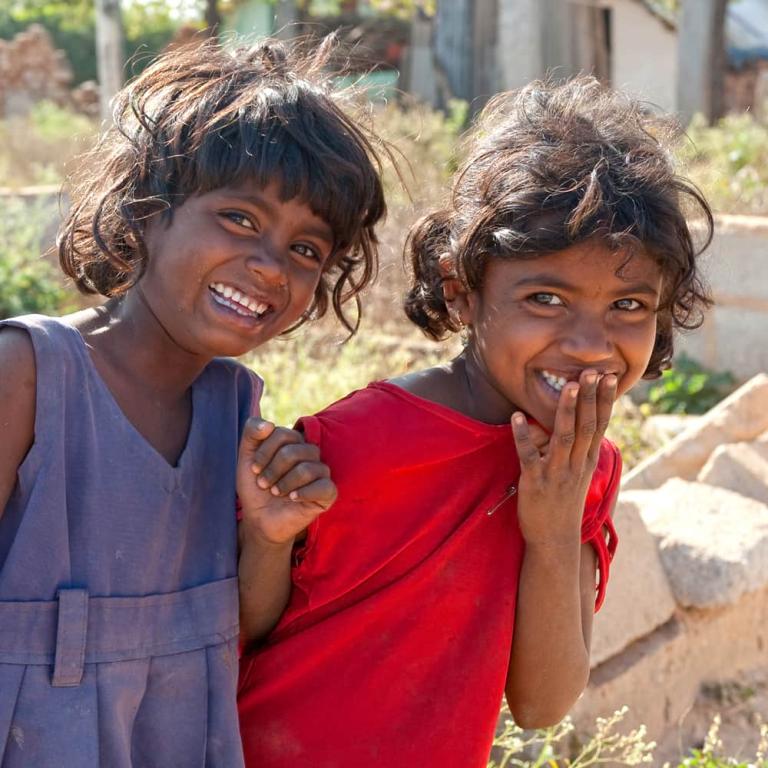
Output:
[541, 370, 568, 392]
[208, 283, 270, 319]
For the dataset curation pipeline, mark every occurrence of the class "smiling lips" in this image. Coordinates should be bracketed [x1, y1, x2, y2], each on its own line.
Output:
[209, 282, 271, 319]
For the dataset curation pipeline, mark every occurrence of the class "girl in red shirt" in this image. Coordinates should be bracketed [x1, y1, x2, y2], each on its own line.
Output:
[236, 77, 713, 767]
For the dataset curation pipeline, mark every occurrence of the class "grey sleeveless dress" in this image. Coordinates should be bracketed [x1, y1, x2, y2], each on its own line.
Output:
[0, 315, 261, 767]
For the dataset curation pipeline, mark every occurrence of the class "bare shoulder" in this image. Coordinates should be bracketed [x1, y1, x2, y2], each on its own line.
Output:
[0, 326, 37, 514]
[387, 364, 462, 410]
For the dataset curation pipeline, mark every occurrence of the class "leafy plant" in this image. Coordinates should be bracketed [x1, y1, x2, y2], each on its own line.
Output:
[0, 195, 72, 318]
[643, 355, 736, 415]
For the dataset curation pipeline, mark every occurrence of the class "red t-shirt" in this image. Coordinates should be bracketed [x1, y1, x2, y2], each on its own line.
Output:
[238, 382, 620, 767]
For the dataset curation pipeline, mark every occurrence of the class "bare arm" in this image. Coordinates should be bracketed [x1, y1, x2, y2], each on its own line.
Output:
[237, 419, 335, 651]
[0, 327, 36, 518]
[505, 370, 617, 728]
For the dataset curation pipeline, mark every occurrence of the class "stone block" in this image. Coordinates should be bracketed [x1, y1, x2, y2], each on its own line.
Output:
[575, 584, 768, 757]
[639, 479, 768, 608]
[590, 494, 676, 667]
[698, 441, 768, 505]
[622, 373, 768, 490]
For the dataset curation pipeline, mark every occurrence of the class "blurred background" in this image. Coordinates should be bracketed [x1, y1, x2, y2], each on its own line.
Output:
[1, 0, 766, 461]
[4, 4, 768, 763]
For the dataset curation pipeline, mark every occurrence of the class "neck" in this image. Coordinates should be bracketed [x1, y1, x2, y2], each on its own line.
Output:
[78, 292, 209, 403]
[456, 345, 519, 425]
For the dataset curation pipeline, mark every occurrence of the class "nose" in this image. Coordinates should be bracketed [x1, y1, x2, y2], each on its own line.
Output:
[245, 245, 288, 287]
[560, 314, 614, 363]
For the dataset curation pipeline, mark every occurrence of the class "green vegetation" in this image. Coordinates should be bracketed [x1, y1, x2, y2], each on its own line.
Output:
[0, 101, 97, 188]
[644, 355, 736, 415]
[489, 706, 768, 768]
[681, 113, 768, 215]
[0, 195, 71, 318]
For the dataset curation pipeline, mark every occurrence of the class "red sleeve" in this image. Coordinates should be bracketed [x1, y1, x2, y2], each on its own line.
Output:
[581, 439, 622, 612]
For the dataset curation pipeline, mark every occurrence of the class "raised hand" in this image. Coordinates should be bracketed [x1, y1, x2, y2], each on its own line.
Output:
[510, 369, 617, 547]
[237, 417, 337, 547]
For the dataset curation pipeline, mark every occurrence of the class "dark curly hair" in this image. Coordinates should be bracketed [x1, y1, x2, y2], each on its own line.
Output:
[404, 76, 713, 378]
[58, 35, 389, 335]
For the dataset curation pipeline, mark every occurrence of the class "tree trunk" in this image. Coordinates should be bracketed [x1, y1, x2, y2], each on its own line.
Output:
[95, 0, 124, 123]
[677, 0, 728, 125]
[204, 0, 222, 37]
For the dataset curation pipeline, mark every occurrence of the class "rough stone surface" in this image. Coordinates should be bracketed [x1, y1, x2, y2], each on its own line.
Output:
[622, 374, 768, 490]
[698, 441, 768, 505]
[575, 585, 768, 758]
[590, 495, 676, 667]
[638, 479, 768, 608]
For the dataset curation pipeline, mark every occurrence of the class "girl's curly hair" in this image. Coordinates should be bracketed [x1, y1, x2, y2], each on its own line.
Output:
[59, 35, 389, 335]
[404, 76, 713, 378]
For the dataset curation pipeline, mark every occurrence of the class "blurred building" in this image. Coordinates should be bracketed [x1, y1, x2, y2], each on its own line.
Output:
[411, 0, 768, 116]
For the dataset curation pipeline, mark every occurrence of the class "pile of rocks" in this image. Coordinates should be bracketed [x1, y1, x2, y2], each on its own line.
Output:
[0, 25, 98, 119]
[574, 373, 768, 759]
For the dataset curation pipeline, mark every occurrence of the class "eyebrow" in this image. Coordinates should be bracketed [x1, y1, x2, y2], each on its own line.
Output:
[222, 192, 335, 244]
[513, 274, 661, 297]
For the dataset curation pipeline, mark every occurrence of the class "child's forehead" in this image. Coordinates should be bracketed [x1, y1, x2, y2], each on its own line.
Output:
[201, 179, 334, 235]
[486, 241, 663, 287]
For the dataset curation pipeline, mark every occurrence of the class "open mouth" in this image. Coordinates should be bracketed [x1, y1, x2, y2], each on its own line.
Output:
[208, 282, 272, 320]
[540, 370, 569, 393]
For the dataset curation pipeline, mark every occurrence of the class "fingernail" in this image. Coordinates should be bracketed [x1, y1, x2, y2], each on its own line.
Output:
[512, 413, 525, 425]
[270, 486, 280, 496]
[250, 464, 261, 475]
[289, 491, 299, 501]
[568, 384, 579, 398]
[585, 372, 597, 385]
[257, 477, 269, 489]
[605, 374, 618, 387]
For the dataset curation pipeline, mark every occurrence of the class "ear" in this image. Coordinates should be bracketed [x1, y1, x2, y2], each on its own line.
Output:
[438, 253, 472, 326]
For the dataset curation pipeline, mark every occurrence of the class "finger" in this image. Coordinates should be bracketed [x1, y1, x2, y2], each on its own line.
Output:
[286, 477, 338, 510]
[267, 460, 330, 496]
[548, 381, 579, 470]
[571, 369, 599, 468]
[239, 417, 276, 452]
[249, 427, 307, 476]
[588, 373, 618, 462]
[511, 412, 542, 473]
[256, 442, 321, 489]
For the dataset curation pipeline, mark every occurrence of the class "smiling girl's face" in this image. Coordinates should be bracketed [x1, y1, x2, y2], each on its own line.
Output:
[449, 240, 663, 429]
[137, 179, 335, 359]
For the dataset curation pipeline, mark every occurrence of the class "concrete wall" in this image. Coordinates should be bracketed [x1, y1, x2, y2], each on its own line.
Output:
[610, 0, 678, 112]
[677, 214, 768, 381]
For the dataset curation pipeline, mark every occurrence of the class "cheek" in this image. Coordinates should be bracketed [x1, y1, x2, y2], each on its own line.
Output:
[617, 320, 658, 388]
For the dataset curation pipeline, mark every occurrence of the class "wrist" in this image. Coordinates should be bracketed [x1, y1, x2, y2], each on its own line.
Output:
[239, 518, 296, 551]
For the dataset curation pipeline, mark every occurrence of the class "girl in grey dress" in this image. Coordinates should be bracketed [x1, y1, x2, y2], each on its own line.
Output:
[0, 36, 386, 768]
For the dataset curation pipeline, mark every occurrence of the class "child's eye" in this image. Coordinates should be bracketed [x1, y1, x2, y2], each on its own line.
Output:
[529, 292, 565, 306]
[614, 298, 644, 311]
[292, 243, 324, 264]
[221, 211, 256, 230]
